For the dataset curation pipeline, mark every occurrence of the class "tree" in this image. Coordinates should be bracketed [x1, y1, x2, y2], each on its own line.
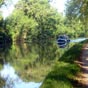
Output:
[0, 0, 12, 8]
[0, 0, 4, 7]
[65, 0, 88, 37]
[66, 0, 88, 23]
[6, 0, 62, 42]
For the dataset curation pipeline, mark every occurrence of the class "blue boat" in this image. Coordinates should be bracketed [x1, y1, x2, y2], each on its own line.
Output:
[57, 35, 70, 48]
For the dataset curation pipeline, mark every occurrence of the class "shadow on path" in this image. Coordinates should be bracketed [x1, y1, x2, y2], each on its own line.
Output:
[75, 44, 88, 88]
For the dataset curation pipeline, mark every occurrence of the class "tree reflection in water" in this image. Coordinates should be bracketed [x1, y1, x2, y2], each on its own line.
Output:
[0, 41, 62, 88]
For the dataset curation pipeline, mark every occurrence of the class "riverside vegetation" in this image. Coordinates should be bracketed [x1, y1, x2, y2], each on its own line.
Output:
[0, 0, 88, 88]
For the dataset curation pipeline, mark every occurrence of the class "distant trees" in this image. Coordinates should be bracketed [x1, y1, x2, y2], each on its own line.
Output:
[66, 0, 88, 22]
[0, 0, 87, 43]
[65, 0, 88, 37]
[0, 0, 12, 7]
[6, 0, 64, 42]
[0, 0, 4, 7]
[0, 1, 12, 43]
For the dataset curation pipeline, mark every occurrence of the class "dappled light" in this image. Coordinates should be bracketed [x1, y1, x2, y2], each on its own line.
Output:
[0, 0, 88, 88]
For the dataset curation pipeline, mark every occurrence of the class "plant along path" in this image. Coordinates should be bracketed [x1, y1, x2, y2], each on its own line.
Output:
[75, 44, 88, 88]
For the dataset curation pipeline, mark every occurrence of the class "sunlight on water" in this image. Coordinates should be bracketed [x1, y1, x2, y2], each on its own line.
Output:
[70, 38, 88, 43]
[0, 63, 42, 88]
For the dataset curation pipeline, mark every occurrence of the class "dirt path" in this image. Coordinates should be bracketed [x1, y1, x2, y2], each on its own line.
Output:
[75, 44, 88, 88]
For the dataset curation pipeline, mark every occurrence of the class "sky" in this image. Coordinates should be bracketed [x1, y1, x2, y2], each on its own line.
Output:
[0, 0, 19, 19]
[0, 0, 67, 19]
[0, 63, 42, 88]
[50, 0, 67, 13]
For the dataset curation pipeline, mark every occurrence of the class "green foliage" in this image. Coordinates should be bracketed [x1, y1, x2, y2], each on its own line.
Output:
[0, 0, 12, 7]
[59, 43, 82, 63]
[41, 40, 88, 88]
[65, 0, 88, 24]
[5, 0, 87, 42]
[6, 10, 38, 41]
[41, 62, 80, 88]
[0, 15, 3, 27]
[6, 0, 64, 42]
[65, 0, 88, 38]
[0, 0, 4, 7]
[0, 0, 88, 88]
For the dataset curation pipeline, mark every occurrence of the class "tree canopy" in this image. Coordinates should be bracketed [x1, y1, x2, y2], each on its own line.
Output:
[0, 0, 88, 88]
[6, 0, 64, 42]
[66, 0, 88, 22]
[0, 0, 4, 6]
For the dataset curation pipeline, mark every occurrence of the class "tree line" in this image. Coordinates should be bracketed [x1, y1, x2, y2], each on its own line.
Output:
[0, 0, 88, 43]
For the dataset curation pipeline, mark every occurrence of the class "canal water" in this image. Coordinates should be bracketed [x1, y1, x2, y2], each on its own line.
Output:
[0, 38, 87, 88]
[0, 42, 58, 88]
[70, 38, 88, 43]
[0, 63, 42, 88]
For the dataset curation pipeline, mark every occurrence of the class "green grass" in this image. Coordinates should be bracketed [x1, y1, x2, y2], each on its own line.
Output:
[41, 40, 88, 88]
[41, 62, 80, 88]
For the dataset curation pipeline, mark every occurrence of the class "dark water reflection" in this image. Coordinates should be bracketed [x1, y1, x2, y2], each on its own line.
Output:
[0, 43, 12, 65]
[0, 41, 62, 84]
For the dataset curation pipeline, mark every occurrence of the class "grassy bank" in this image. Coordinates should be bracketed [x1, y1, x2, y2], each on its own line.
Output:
[41, 40, 88, 88]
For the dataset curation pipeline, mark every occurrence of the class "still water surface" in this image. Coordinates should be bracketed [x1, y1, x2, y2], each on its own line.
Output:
[0, 38, 87, 88]
[0, 63, 42, 88]
[0, 42, 58, 88]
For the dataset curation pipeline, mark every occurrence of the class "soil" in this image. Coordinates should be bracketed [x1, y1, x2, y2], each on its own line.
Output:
[75, 44, 88, 88]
